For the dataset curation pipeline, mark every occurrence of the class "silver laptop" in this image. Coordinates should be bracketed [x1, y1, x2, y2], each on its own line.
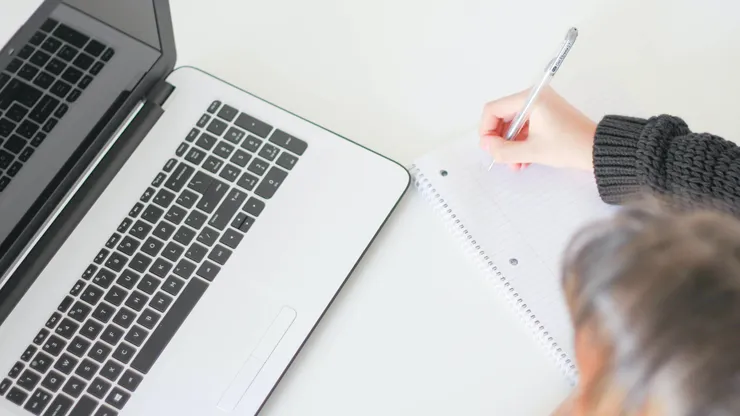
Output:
[0, 1, 409, 415]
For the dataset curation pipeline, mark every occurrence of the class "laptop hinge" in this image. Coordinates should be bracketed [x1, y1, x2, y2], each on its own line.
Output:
[146, 80, 175, 107]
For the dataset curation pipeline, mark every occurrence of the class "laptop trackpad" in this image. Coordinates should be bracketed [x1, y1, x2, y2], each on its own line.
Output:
[217, 306, 297, 411]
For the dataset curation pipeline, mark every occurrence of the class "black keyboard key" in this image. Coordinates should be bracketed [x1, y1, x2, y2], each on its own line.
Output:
[137, 308, 161, 330]
[131, 278, 208, 374]
[6, 387, 28, 406]
[164, 162, 195, 193]
[43, 334, 66, 356]
[29, 351, 53, 373]
[54, 353, 79, 375]
[18, 119, 40, 139]
[162, 242, 184, 263]
[0, 176, 10, 192]
[50, 80, 71, 98]
[140, 187, 155, 203]
[173, 226, 196, 246]
[141, 237, 164, 257]
[85, 40, 106, 57]
[18, 147, 34, 162]
[58, 296, 74, 313]
[234, 112, 272, 138]
[67, 88, 82, 103]
[6, 59, 22, 74]
[197, 227, 220, 247]
[68, 301, 92, 322]
[100, 325, 124, 346]
[184, 146, 206, 165]
[125, 325, 148, 347]
[101, 48, 115, 62]
[67, 337, 91, 358]
[114, 307, 137, 327]
[5, 134, 27, 154]
[137, 274, 160, 295]
[24, 388, 52, 414]
[117, 218, 132, 234]
[33, 71, 55, 89]
[104, 252, 127, 273]
[46, 312, 62, 329]
[247, 158, 269, 176]
[210, 188, 248, 230]
[45, 57, 65, 75]
[41, 18, 58, 32]
[256, 166, 288, 199]
[79, 320, 103, 341]
[17, 369, 40, 390]
[9, 361, 23, 378]
[30, 31, 46, 46]
[106, 387, 130, 410]
[87, 377, 111, 399]
[208, 245, 232, 266]
[188, 171, 213, 194]
[141, 204, 164, 224]
[70, 395, 97, 414]
[92, 268, 115, 289]
[7, 103, 28, 122]
[207, 119, 228, 136]
[18, 45, 34, 59]
[185, 243, 208, 263]
[112, 343, 135, 365]
[162, 276, 185, 297]
[152, 221, 176, 241]
[118, 369, 142, 392]
[243, 197, 265, 217]
[0, 118, 14, 137]
[196, 114, 210, 128]
[220, 228, 244, 249]
[175, 142, 188, 157]
[88, 342, 112, 364]
[276, 151, 298, 170]
[207, 100, 221, 114]
[0, 378, 10, 395]
[230, 149, 251, 168]
[55, 318, 79, 340]
[241, 135, 262, 153]
[196, 179, 229, 213]
[103, 285, 127, 307]
[269, 129, 308, 155]
[91, 303, 115, 324]
[202, 155, 224, 174]
[195, 132, 217, 151]
[176, 189, 198, 209]
[75, 358, 99, 380]
[30, 50, 51, 67]
[41, 37, 62, 55]
[93, 249, 110, 265]
[62, 376, 86, 398]
[184, 210, 207, 230]
[105, 234, 121, 249]
[197, 260, 221, 281]
[100, 361, 123, 382]
[79, 74, 93, 89]
[116, 269, 140, 290]
[3, 79, 43, 109]
[90, 61, 105, 75]
[165, 205, 187, 225]
[7, 161, 22, 177]
[130, 253, 152, 273]
[258, 143, 280, 161]
[163, 158, 177, 172]
[224, 126, 246, 144]
[217, 104, 238, 121]
[62, 66, 83, 84]
[149, 258, 173, 278]
[149, 292, 173, 313]
[122, 291, 147, 314]
[129, 220, 152, 239]
[173, 258, 196, 279]
[185, 128, 199, 142]
[19, 64, 39, 82]
[117, 236, 139, 256]
[21, 345, 38, 362]
[44, 394, 74, 416]
[238, 214, 255, 233]
[33, 329, 50, 345]
[30, 96, 59, 124]
[219, 163, 241, 182]
[54, 24, 89, 48]
[0, 72, 7, 89]
[0, 150, 13, 169]
[41, 370, 65, 392]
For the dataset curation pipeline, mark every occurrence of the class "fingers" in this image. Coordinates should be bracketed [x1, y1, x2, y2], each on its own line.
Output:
[480, 134, 536, 165]
[478, 89, 530, 138]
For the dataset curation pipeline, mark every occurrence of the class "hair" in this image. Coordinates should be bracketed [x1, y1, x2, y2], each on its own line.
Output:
[561, 199, 740, 416]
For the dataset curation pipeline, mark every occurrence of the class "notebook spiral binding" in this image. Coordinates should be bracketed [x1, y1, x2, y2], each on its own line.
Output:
[409, 164, 578, 384]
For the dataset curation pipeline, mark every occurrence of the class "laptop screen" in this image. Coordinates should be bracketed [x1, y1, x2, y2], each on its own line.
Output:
[0, 0, 167, 285]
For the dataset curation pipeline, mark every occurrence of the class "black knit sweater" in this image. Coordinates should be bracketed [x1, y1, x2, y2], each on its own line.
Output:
[593, 115, 740, 214]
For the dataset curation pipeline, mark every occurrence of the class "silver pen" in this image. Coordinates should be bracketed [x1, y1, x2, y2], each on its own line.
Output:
[487, 27, 579, 171]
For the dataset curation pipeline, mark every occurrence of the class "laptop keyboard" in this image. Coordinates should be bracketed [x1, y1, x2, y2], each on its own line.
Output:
[1, 101, 306, 415]
[0, 18, 114, 193]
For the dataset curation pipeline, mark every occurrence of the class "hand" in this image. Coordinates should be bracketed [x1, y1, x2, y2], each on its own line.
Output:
[478, 87, 597, 171]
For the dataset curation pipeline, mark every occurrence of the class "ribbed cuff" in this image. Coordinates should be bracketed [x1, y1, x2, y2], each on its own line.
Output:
[593, 115, 649, 204]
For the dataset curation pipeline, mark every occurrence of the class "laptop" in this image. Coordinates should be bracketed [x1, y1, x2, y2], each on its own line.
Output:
[0, 1, 409, 415]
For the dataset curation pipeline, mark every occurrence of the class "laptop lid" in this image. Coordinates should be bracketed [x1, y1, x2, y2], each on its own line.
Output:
[0, 0, 175, 312]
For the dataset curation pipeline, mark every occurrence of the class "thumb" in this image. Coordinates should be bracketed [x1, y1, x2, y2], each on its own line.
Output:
[481, 135, 535, 164]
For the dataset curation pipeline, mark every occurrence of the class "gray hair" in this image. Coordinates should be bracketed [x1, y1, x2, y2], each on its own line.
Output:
[562, 200, 740, 416]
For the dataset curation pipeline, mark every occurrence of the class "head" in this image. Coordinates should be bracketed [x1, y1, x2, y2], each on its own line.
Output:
[562, 201, 740, 416]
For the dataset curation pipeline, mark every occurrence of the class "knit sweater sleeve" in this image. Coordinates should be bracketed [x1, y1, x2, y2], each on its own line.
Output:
[592, 115, 740, 214]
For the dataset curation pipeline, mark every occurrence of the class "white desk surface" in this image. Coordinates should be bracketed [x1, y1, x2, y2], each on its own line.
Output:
[4, 0, 740, 415]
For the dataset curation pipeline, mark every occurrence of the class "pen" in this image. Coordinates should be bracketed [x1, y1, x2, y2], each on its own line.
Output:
[487, 27, 579, 171]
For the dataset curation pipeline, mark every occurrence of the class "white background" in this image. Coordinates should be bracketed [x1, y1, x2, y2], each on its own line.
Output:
[3, 0, 740, 414]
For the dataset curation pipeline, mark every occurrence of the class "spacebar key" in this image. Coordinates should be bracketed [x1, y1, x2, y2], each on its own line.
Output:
[130, 278, 208, 374]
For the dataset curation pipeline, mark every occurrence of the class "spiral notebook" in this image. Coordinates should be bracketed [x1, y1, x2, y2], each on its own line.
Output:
[410, 134, 617, 384]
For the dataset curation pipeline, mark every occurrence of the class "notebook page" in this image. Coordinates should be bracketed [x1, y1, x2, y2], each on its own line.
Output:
[413, 135, 616, 371]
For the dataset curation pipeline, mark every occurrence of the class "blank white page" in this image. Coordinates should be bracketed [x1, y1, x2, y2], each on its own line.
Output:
[412, 134, 616, 378]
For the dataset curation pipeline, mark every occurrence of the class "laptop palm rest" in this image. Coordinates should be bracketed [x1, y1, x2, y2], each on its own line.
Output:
[217, 306, 297, 411]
